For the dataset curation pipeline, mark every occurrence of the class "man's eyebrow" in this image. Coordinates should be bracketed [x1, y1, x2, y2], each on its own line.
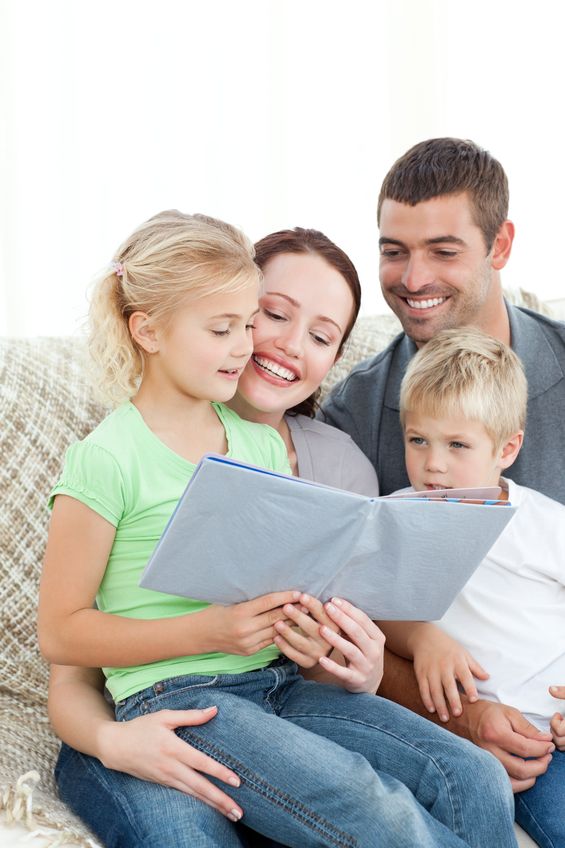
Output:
[379, 235, 467, 247]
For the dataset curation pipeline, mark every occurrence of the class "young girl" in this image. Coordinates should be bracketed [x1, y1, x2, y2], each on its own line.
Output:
[39, 211, 518, 848]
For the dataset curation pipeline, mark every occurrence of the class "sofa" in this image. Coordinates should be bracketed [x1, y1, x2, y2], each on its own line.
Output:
[2, 293, 556, 847]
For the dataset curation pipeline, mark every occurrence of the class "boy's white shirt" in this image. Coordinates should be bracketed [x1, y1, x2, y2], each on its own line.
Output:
[399, 478, 565, 732]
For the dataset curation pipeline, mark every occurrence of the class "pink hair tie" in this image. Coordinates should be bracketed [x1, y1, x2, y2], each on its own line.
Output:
[112, 261, 124, 278]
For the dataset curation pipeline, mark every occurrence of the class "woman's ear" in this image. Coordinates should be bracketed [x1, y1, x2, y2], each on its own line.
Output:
[498, 430, 524, 471]
[129, 312, 159, 354]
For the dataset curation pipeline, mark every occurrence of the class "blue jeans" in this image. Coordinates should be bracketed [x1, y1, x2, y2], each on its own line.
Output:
[57, 660, 517, 848]
[514, 750, 565, 848]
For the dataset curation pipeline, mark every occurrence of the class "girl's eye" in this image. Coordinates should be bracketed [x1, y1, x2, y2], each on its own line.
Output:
[212, 329, 230, 337]
[245, 323, 255, 331]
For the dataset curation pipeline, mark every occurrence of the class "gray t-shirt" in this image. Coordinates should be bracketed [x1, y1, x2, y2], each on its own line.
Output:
[286, 414, 379, 496]
[319, 304, 565, 504]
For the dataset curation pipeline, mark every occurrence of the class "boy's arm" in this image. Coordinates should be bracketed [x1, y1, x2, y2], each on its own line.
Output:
[38, 496, 299, 667]
[380, 648, 555, 792]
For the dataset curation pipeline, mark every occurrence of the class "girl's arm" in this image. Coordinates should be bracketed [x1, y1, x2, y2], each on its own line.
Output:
[39, 495, 299, 667]
[48, 664, 244, 820]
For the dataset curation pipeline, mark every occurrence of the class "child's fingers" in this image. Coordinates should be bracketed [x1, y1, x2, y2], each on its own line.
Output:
[415, 673, 436, 714]
[327, 597, 382, 638]
[549, 685, 565, 700]
[468, 657, 490, 681]
[440, 670, 463, 718]
[454, 663, 479, 705]
[427, 672, 451, 722]
[297, 594, 338, 631]
[550, 712, 565, 750]
[281, 603, 328, 637]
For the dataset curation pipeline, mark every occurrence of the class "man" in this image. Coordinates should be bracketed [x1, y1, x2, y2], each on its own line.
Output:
[320, 137, 565, 793]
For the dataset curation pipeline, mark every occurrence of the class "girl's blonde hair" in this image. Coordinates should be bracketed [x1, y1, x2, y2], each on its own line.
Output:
[88, 210, 259, 406]
[400, 328, 527, 449]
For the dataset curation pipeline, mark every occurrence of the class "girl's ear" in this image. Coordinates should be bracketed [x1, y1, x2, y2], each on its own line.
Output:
[498, 430, 524, 471]
[129, 312, 159, 354]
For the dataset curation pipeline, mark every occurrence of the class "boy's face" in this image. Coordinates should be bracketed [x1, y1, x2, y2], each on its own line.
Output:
[404, 410, 507, 491]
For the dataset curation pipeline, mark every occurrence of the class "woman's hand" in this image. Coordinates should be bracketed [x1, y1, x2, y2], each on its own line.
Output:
[411, 625, 489, 722]
[317, 597, 386, 694]
[273, 593, 339, 668]
[549, 685, 565, 750]
[202, 591, 300, 656]
[98, 707, 244, 821]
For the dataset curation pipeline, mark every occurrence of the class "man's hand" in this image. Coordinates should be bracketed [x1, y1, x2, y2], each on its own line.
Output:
[461, 699, 554, 792]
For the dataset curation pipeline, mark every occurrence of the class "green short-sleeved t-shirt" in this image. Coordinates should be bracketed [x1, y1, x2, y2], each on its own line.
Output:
[50, 402, 291, 701]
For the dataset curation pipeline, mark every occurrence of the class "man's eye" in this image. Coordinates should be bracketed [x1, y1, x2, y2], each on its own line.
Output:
[380, 249, 403, 259]
[435, 250, 458, 258]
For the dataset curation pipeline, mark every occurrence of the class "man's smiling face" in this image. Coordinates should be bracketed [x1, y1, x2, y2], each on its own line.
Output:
[378, 193, 500, 346]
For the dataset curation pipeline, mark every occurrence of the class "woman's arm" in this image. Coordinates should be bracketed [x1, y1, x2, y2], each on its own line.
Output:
[38, 495, 299, 667]
[48, 664, 244, 819]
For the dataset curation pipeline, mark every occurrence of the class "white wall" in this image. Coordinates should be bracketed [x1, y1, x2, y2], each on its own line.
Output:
[1, 0, 564, 336]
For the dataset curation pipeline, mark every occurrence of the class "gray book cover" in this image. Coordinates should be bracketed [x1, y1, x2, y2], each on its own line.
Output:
[139, 454, 516, 620]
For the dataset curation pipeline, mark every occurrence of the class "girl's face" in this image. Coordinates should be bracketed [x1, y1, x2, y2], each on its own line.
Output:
[143, 283, 258, 404]
[235, 252, 355, 418]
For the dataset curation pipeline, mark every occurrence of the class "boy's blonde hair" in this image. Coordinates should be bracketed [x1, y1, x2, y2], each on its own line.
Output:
[88, 210, 259, 406]
[400, 328, 527, 448]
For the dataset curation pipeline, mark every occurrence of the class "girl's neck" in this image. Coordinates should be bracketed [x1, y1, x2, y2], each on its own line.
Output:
[228, 395, 298, 474]
[132, 382, 227, 464]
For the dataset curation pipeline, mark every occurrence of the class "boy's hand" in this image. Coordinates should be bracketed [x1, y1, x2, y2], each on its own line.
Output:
[273, 593, 339, 668]
[549, 685, 565, 750]
[412, 625, 489, 722]
[204, 591, 300, 656]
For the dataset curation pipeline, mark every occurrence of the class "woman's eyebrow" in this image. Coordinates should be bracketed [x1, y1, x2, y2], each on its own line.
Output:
[265, 292, 342, 333]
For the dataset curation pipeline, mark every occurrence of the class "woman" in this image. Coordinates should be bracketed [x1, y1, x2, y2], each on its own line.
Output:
[50, 228, 381, 846]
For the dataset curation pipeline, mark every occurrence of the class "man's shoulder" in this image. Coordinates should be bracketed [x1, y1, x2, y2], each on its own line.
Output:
[510, 303, 565, 345]
[330, 331, 408, 394]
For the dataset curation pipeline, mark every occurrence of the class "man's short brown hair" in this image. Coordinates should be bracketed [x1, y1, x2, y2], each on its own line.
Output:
[377, 138, 509, 252]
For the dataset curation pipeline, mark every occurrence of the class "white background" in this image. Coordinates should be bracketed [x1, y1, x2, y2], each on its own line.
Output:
[1, 0, 564, 337]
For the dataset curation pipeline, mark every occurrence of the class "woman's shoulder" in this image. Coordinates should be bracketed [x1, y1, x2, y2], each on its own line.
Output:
[287, 414, 379, 496]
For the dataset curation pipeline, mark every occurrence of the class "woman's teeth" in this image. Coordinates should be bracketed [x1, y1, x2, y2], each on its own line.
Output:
[253, 356, 297, 382]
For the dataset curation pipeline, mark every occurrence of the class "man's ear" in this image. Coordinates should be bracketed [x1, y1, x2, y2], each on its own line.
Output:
[491, 220, 515, 271]
[498, 430, 524, 470]
[129, 311, 159, 354]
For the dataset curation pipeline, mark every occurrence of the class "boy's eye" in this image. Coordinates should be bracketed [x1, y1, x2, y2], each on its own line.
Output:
[450, 441, 467, 449]
[408, 436, 426, 446]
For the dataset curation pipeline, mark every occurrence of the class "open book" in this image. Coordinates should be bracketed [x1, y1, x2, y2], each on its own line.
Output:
[139, 454, 516, 620]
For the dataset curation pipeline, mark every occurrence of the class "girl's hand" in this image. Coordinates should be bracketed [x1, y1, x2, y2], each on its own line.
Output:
[203, 591, 300, 656]
[549, 685, 565, 750]
[317, 598, 386, 694]
[273, 593, 339, 668]
[412, 625, 489, 722]
[99, 707, 243, 821]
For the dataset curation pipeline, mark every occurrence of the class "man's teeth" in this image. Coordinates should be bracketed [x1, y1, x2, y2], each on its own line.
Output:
[406, 297, 446, 310]
[254, 356, 297, 382]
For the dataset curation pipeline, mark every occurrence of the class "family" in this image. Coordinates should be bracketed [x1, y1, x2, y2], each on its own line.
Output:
[37, 138, 565, 848]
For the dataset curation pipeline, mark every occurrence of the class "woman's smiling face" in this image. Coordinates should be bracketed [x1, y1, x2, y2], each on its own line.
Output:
[234, 251, 355, 419]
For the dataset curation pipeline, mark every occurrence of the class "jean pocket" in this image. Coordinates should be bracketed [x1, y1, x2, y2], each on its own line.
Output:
[116, 674, 220, 721]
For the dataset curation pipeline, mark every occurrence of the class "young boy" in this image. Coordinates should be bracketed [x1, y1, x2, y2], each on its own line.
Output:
[381, 327, 565, 848]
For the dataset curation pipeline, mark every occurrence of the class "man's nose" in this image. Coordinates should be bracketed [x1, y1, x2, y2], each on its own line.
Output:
[401, 254, 436, 292]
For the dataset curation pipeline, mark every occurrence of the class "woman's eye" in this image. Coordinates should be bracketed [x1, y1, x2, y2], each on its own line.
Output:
[263, 309, 286, 322]
[311, 333, 331, 346]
